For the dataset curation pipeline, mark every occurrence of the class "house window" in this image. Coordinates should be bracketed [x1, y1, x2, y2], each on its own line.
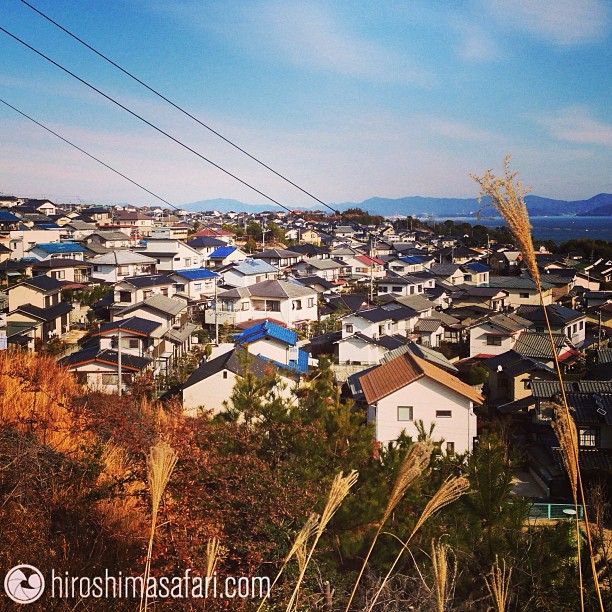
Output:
[397, 406, 413, 421]
[128, 339, 139, 349]
[487, 336, 502, 346]
[143, 290, 152, 299]
[53, 270, 66, 280]
[379, 286, 388, 293]
[118, 265, 130, 275]
[101, 373, 118, 385]
[119, 291, 131, 303]
[579, 321, 584, 330]
[292, 300, 302, 310]
[446, 442, 455, 454]
[185, 258, 192, 266]
[308, 297, 315, 308]
[193, 283, 202, 291]
[579, 428, 597, 448]
[392, 286, 402, 293]
[222, 371, 228, 379]
[241, 302, 250, 311]
[436, 410, 452, 418]
[93, 265, 99, 272]
[572, 323, 577, 333]
[409, 286, 415, 295]
[267, 301, 281, 312]
[519, 292, 529, 299]
[345, 324, 354, 334]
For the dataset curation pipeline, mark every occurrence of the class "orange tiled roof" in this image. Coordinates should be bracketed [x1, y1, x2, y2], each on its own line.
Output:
[360, 351, 484, 405]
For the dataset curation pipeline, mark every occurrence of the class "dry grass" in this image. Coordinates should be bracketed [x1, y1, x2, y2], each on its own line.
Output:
[95, 442, 146, 539]
[344, 441, 434, 612]
[140, 442, 179, 612]
[485, 556, 512, 612]
[471, 156, 604, 611]
[367, 476, 470, 611]
[257, 513, 320, 612]
[431, 538, 456, 612]
[0, 350, 85, 452]
[286, 470, 358, 611]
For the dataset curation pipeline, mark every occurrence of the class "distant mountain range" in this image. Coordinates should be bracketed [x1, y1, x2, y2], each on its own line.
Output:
[181, 193, 612, 217]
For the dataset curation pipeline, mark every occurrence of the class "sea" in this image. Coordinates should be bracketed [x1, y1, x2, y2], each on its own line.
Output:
[429, 216, 612, 243]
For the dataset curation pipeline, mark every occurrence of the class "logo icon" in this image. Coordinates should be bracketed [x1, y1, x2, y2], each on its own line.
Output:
[4, 565, 45, 604]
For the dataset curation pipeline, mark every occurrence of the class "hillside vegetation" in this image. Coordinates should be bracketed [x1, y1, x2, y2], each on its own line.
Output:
[0, 352, 609, 610]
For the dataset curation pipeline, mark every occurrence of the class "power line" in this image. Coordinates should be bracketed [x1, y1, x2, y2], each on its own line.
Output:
[17, 0, 344, 218]
[0, 96, 179, 211]
[1, 22, 431, 290]
[0, 24, 298, 218]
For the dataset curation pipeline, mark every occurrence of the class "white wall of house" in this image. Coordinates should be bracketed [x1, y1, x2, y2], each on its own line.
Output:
[338, 336, 386, 365]
[565, 319, 586, 346]
[182, 369, 295, 416]
[9, 230, 62, 259]
[469, 323, 519, 357]
[342, 315, 391, 339]
[503, 288, 553, 308]
[371, 376, 477, 454]
[222, 268, 279, 288]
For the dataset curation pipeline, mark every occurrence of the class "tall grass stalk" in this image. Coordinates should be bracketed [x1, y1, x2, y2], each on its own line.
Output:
[256, 513, 320, 612]
[344, 441, 433, 611]
[485, 555, 512, 612]
[471, 155, 604, 611]
[431, 538, 456, 612]
[140, 442, 178, 612]
[366, 476, 469, 612]
[285, 470, 358, 612]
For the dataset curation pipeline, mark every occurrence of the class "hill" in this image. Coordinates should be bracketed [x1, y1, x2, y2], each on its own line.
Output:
[181, 193, 612, 217]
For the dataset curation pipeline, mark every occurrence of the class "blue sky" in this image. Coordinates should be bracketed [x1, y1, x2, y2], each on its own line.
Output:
[1, 0, 611, 208]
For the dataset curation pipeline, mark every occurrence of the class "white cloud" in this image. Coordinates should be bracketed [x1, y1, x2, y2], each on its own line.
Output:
[538, 107, 612, 146]
[158, 0, 432, 85]
[453, 21, 501, 61]
[485, 0, 609, 45]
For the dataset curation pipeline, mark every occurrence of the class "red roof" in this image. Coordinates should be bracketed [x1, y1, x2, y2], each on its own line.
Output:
[355, 254, 384, 266]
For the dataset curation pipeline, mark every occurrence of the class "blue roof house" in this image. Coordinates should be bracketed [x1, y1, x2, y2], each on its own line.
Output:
[171, 268, 219, 299]
[206, 246, 247, 269]
[27, 242, 88, 262]
[234, 320, 309, 374]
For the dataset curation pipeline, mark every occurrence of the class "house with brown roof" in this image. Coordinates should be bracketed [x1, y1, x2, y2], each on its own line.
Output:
[354, 351, 483, 453]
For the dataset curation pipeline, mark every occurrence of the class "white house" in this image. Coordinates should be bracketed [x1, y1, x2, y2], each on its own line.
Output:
[133, 238, 202, 271]
[468, 312, 532, 358]
[357, 351, 483, 453]
[205, 279, 318, 329]
[220, 258, 279, 288]
[181, 347, 296, 416]
[90, 251, 157, 283]
[170, 268, 219, 300]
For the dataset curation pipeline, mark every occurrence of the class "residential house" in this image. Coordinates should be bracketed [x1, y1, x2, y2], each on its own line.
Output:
[377, 274, 426, 297]
[206, 279, 318, 329]
[186, 236, 227, 259]
[337, 332, 406, 365]
[234, 320, 309, 374]
[181, 347, 296, 415]
[8, 229, 62, 259]
[450, 286, 508, 312]
[251, 249, 304, 271]
[90, 251, 157, 284]
[290, 257, 343, 282]
[60, 348, 152, 394]
[31, 258, 92, 284]
[220, 259, 279, 288]
[27, 242, 88, 262]
[111, 274, 177, 316]
[7, 275, 72, 343]
[113, 210, 154, 236]
[170, 268, 219, 300]
[487, 277, 554, 307]
[468, 312, 532, 358]
[85, 231, 131, 250]
[133, 238, 202, 271]
[355, 351, 483, 453]
[516, 304, 587, 348]
[206, 246, 248, 269]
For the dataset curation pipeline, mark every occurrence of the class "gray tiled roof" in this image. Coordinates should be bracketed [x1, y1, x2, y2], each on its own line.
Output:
[218, 279, 315, 299]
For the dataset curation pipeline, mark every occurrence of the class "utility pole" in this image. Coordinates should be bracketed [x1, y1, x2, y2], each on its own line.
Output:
[214, 279, 219, 345]
[598, 309, 602, 349]
[117, 328, 122, 396]
[369, 238, 376, 304]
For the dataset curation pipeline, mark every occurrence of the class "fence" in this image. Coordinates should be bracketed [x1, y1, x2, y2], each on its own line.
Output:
[528, 502, 585, 520]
